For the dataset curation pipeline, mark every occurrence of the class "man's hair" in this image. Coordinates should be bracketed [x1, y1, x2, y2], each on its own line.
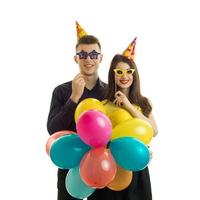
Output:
[76, 35, 101, 50]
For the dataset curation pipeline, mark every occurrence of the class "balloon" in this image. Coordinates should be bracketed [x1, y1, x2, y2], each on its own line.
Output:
[50, 134, 90, 169]
[46, 130, 75, 155]
[110, 137, 150, 171]
[102, 100, 119, 115]
[77, 110, 112, 147]
[112, 118, 154, 144]
[75, 98, 106, 122]
[107, 108, 132, 128]
[65, 166, 95, 199]
[80, 147, 117, 188]
[107, 165, 133, 191]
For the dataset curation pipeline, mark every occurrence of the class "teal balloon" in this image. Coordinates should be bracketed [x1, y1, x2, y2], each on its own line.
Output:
[110, 137, 150, 171]
[50, 134, 90, 169]
[65, 166, 95, 199]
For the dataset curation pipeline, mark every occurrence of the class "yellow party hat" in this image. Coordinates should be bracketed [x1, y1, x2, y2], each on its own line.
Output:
[76, 21, 88, 40]
[122, 37, 137, 62]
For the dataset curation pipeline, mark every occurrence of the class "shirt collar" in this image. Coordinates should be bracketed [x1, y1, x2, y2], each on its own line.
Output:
[85, 77, 101, 92]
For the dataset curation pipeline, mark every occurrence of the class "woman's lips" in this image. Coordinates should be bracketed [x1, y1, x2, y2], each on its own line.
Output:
[119, 80, 129, 84]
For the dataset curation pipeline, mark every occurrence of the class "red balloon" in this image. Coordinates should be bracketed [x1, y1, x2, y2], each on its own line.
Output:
[80, 147, 117, 188]
[46, 130, 75, 155]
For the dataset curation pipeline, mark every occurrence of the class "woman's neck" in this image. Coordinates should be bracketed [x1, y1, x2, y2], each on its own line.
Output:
[119, 88, 130, 97]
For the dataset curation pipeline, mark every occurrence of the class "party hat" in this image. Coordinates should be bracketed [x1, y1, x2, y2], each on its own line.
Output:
[76, 21, 88, 40]
[122, 37, 137, 61]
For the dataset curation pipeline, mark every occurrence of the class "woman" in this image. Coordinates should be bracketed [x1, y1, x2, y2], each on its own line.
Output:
[88, 38, 158, 200]
[105, 54, 158, 135]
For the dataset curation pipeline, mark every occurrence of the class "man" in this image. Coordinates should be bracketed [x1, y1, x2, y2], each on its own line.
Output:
[47, 22, 107, 200]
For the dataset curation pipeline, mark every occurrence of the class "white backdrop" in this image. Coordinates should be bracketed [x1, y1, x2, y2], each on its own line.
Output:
[1, 0, 200, 199]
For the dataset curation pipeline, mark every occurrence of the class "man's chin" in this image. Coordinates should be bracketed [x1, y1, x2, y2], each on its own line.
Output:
[82, 71, 96, 76]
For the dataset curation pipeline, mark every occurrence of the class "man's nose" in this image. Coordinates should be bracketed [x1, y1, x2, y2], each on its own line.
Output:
[85, 55, 92, 61]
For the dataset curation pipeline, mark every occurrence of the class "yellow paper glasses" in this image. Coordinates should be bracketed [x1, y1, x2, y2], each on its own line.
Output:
[113, 69, 135, 77]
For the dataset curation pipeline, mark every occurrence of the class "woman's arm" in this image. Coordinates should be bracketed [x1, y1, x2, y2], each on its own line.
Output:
[114, 91, 158, 136]
[126, 102, 158, 137]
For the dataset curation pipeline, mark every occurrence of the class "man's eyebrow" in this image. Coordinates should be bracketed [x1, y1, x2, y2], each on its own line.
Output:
[77, 50, 86, 53]
[89, 50, 100, 54]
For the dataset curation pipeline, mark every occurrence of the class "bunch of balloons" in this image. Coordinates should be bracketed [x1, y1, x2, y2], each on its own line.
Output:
[46, 98, 154, 199]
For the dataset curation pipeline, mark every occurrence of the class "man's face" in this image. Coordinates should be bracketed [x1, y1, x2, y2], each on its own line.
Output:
[74, 44, 102, 76]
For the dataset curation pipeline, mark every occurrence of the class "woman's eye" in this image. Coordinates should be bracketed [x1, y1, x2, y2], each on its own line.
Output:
[117, 70, 123, 74]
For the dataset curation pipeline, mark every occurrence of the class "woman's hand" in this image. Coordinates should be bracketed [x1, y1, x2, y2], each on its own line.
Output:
[147, 145, 153, 160]
[113, 91, 132, 109]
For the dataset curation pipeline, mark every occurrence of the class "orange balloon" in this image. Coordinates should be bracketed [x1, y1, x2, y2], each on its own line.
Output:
[46, 130, 75, 155]
[80, 147, 117, 189]
[107, 165, 133, 191]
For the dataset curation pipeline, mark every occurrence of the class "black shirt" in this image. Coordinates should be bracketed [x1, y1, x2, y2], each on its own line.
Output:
[47, 78, 107, 135]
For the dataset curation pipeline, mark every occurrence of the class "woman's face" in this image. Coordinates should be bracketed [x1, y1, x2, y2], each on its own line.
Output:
[114, 62, 135, 89]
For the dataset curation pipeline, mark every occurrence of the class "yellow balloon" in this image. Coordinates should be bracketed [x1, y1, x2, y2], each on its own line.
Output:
[103, 100, 142, 117]
[107, 108, 132, 128]
[75, 98, 106, 122]
[112, 118, 153, 144]
[102, 100, 119, 115]
[107, 165, 133, 191]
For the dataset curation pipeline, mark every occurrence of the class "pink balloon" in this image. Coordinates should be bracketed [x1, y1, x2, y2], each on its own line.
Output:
[77, 110, 112, 147]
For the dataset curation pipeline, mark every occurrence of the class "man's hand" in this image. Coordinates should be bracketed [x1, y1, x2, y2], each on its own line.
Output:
[70, 73, 86, 103]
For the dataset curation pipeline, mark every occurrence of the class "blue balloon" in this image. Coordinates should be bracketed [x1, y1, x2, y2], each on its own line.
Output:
[110, 137, 150, 171]
[65, 166, 95, 199]
[50, 134, 90, 169]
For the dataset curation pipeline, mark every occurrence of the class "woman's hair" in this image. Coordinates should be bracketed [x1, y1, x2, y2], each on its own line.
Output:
[104, 54, 152, 117]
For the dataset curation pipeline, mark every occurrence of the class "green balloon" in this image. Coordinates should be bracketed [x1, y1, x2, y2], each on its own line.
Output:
[50, 134, 90, 169]
[110, 137, 150, 171]
[65, 166, 95, 199]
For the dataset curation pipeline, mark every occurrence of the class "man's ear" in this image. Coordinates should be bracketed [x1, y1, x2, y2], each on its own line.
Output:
[74, 55, 78, 63]
[99, 54, 103, 63]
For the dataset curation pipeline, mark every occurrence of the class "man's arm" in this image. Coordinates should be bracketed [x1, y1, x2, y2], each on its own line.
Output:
[47, 74, 86, 135]
[47, 87, 77, 135]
